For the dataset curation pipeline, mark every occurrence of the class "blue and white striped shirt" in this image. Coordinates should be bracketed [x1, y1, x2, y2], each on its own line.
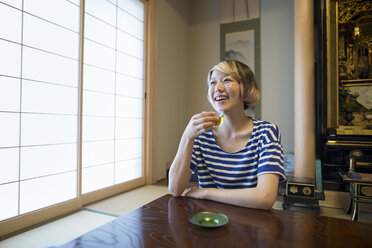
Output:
[190, 119, 286, 189]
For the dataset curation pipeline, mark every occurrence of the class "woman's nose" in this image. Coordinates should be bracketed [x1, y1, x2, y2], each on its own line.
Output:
[215, 81, 224, 91]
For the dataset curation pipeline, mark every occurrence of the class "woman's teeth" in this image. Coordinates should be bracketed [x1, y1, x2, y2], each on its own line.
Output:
[215, 96, 227, 101]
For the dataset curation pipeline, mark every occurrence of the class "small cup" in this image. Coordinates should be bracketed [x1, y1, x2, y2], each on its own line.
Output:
[214, 111, 224, 127]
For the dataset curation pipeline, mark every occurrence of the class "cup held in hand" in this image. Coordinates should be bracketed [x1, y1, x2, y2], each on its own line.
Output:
[214, 111, 224, 127]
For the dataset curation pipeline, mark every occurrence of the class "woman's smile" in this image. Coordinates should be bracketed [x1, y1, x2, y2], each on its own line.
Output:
[214, 94, 229, 104]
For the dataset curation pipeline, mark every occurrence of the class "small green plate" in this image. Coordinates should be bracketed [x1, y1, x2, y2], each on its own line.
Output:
[189, 211, 229, 228]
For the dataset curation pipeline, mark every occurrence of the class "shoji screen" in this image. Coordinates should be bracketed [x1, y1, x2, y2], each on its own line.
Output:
[0, 0, 80, 221]
[0, 0, 146, 228]
[82, 0, 144, 193]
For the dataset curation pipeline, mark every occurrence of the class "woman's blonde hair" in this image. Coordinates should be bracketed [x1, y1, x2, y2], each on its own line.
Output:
[207, 60, 260, 109]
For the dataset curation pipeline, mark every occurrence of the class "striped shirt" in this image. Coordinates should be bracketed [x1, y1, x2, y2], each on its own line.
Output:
[190, 119, 286, 189]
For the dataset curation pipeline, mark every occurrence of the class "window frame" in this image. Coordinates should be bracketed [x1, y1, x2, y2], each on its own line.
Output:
[0, 0, 157, 238]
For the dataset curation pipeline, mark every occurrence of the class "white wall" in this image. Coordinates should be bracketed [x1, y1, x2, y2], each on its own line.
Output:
[187, 0, 221, 116]
[261, 0, 294, 154]
[154, 0, 190, 181]
[154, 0, 220, 181]
[154, 0, 295, 181]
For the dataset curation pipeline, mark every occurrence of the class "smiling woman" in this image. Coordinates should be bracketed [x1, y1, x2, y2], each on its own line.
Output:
[168, 60, 286, 210]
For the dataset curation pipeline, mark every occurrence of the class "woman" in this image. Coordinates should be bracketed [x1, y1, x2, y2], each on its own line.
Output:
[168, 60, 285, 210]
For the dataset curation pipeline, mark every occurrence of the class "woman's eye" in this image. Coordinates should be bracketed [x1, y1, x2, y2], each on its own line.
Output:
[223, 79, 231, 83]
[210, 81, 216, 85]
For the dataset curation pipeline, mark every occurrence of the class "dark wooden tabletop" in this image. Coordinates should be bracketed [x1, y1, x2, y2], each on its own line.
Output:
[58, 194, 372, 248]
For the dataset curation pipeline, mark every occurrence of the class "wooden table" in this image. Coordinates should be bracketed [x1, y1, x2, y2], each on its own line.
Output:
[58, 194, 372, 248]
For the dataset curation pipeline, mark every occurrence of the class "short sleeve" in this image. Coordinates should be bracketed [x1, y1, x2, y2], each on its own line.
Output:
[189, 138, 199, 173]
[257, 124, 286, 182]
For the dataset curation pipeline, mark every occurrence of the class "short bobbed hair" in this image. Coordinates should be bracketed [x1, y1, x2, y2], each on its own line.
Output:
[207, 60, 260, 109]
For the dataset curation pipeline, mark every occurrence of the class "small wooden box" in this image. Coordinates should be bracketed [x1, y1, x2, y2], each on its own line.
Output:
[286, 176, 316, 199]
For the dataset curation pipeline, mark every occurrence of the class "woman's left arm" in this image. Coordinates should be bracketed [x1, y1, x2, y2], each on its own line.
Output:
[185, 173, 279, 210]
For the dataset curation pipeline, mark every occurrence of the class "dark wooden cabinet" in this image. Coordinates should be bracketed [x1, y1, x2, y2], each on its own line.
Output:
[322, 134, 372, 190]
[315, 0, 372, 191]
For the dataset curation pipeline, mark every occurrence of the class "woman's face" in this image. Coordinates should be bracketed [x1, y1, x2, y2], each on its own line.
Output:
[207, 70, 243, 112]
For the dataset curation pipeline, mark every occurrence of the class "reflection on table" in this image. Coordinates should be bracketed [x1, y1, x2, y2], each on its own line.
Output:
[58, 194, 372, 248]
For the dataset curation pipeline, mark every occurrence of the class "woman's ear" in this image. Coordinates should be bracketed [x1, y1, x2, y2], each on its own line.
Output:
[239, 82, 245, 100]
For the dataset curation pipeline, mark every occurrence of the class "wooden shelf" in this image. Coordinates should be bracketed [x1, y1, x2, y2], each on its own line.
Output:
[340, 79, 372, 86]
[336, 126, 372, 136]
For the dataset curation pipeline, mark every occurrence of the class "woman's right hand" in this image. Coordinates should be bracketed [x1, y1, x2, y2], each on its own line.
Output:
[183, 112, 219, 140]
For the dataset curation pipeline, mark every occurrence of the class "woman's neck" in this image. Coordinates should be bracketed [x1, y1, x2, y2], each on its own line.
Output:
[215, 109, 253, 137]
[212, 109, 254, 153]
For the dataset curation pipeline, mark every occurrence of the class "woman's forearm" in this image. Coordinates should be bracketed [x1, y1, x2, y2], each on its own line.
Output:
[168, 112, 218, 196]
[186, 174, 279, 210]
[168, 134, 194, 196]
[203, 188, 275, 210]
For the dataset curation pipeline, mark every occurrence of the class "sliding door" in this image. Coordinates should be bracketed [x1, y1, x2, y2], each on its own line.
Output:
[82, 0, 145, 194]
[0, 0, 80, 223]
[0, 0, 149, 237]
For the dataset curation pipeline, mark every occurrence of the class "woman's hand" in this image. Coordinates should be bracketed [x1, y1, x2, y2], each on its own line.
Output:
[183, 112, 219, 140]
[185, 187, 208, 199]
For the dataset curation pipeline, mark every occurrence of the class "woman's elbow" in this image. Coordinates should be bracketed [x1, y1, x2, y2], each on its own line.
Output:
[258, 193, 277, 210]
[260, 199, 275, 210]
[168, 185, 183, 197]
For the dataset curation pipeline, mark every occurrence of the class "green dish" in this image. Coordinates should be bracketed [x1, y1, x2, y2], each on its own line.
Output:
[189, 211, 229, 228]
